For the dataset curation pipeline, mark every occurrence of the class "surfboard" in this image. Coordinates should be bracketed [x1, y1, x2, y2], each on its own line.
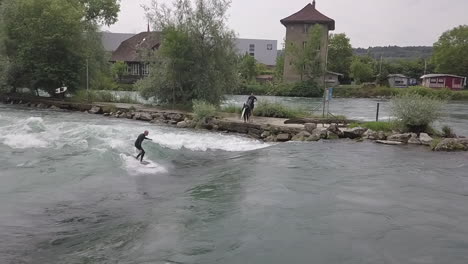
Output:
[140, 161, 150, 165]
[241, 108, 246, 120]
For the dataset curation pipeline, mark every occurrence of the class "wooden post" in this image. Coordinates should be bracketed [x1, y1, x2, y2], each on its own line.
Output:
[376, 103, 380, 122]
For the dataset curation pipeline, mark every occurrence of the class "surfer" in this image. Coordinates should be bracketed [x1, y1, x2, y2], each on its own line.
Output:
[135, 131, 152, 163]
[246, 93, 258, 113]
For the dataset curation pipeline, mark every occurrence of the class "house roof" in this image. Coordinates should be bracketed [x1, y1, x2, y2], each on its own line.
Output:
[110, 32, 162, 62]
[421, 74, 466, 79]
[280, 1, 335, 30]
[388, 74, 408, 78]
[101, 32, 136, 52]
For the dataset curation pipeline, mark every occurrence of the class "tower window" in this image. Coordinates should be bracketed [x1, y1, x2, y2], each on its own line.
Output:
[267, 44, 273, 50]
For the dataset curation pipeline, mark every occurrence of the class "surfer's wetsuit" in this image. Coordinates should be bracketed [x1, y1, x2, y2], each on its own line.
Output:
[247, 95, 257, 111]
[135, 133, 150, 162]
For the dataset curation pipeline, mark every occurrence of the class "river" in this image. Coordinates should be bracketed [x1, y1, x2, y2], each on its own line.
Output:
[1, 102, 468, 264]
[225, 95, 468, 136]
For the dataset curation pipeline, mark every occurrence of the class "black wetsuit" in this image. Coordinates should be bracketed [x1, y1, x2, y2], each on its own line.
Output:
[135, 133, 150, 162]
[247, 96, 257, 111]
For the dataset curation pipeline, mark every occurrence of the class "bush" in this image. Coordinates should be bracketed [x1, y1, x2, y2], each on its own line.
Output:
[390, 93, 445, 133]
[193, 100, 217, 124]
[71, 90, 138, 104]
[254, 100, 309, 118]
[442, 125, 456, 138]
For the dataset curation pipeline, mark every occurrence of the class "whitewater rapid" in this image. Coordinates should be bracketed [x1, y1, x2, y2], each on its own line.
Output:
[0, 110, 270, 176]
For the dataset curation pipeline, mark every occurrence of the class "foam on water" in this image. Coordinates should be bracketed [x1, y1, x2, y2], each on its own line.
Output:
[120, 153, 168, 176]
[152, 131, 270, 152]
[0, 111, 269, 154]
[2, 134, 48, 149]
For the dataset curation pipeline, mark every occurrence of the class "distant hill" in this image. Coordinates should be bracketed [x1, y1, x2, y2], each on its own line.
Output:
[354, 46, 433, 60]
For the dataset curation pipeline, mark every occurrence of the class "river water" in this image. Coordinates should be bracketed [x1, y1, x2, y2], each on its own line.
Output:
[225, 95, 468, 136]
[1, 103, 468, 264]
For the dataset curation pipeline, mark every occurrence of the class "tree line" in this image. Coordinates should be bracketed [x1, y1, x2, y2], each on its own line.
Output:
[0, 0, 467, 105]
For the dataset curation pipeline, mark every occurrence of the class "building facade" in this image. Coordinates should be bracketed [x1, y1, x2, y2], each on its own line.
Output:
[281, 1, 335, 82]
[388, 74, 409, 88]
[421, 74, 466, 90]
[234, 38, 278, 66]
[109, 32, 161, 84]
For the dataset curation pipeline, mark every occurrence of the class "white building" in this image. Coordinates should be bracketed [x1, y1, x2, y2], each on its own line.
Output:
[234, 38, 278, 66]
[102, 32, 278, 66]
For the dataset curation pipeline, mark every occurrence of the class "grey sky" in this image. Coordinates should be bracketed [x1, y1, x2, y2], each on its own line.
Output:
[104, 0, 468, 48]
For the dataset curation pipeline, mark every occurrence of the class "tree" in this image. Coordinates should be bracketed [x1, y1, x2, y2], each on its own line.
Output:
[433, 25, 468, 76]
[328, 33, 353, 82]
[274, 52, 285, 81]
[288, 24, 324, 81]
[238, 54, 257, 82]
[111, 61, 127, 82]
[0, 0, 119, 96]
[137, 0, 239, 106]
[350, 56, 375, 84]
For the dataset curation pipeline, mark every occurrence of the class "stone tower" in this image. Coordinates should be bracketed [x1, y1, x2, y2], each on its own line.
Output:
[281, 1, 335, 82]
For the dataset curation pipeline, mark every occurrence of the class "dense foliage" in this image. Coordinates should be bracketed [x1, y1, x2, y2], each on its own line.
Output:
[350, 56, 375, 84]
[238, 54, 258, 81]
[137, 0, 238, 106]
[433, 25, 468, 76]
[354, 46, 433, 60]
[0, 0, 120, 96]
[237, 81, 323, 98]
[328, 33, 353, 82]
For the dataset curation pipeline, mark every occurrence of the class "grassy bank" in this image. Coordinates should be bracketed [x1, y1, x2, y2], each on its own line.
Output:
[236, 81, 323, 98]
[221, 101, 311, 119]
[334, 85, 468, 100]
[237, 82, 468, 100]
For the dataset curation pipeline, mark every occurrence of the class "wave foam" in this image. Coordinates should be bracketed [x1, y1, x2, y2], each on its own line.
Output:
[153, 131, 269, 152]
[120, 154, 168, 176]
[2, 134, 48, 149]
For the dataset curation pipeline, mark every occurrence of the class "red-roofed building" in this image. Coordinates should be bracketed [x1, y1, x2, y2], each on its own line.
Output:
[281, 1, 335, 83]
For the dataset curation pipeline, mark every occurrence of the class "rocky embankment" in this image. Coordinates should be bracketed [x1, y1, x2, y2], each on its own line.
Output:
[2, 96, 467, 152]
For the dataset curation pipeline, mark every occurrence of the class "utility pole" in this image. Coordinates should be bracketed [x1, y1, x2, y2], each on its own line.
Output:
[379, 55, 383, 76]
[424, 59, 427, 75]
[86, 58, 89, 102]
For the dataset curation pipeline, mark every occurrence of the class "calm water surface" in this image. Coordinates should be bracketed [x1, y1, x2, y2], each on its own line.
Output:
[1, 104, 468, 264]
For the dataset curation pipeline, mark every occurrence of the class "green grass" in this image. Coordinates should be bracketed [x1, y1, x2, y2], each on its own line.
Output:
[430, 138, 443, 150]
[221, 104, 242, 114]
[334, 85, 468, 100]
[349, 121, 397, 132]
[254, 101, 310, 118]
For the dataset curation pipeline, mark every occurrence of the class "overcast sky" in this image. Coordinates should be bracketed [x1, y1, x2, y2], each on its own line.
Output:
[103, 0, 468, 48]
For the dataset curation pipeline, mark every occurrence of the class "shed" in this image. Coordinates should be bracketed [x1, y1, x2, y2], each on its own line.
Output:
[421, 74, 466, 90]
[388, 74, 409, 88]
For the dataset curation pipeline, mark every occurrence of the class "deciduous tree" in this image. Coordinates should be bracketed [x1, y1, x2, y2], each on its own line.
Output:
[287, 24, 324, 81]
[433, 25, 468, 76]
[350, 56, 375, 84]
[137, 0, 238, 106]
[328, 33, 353, 82]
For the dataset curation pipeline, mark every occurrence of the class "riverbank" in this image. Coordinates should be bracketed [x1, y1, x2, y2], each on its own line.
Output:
[2, 95, 467, 151]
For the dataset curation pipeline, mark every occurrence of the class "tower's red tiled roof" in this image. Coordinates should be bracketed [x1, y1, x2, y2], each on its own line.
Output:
[280, 2, 335, 30]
